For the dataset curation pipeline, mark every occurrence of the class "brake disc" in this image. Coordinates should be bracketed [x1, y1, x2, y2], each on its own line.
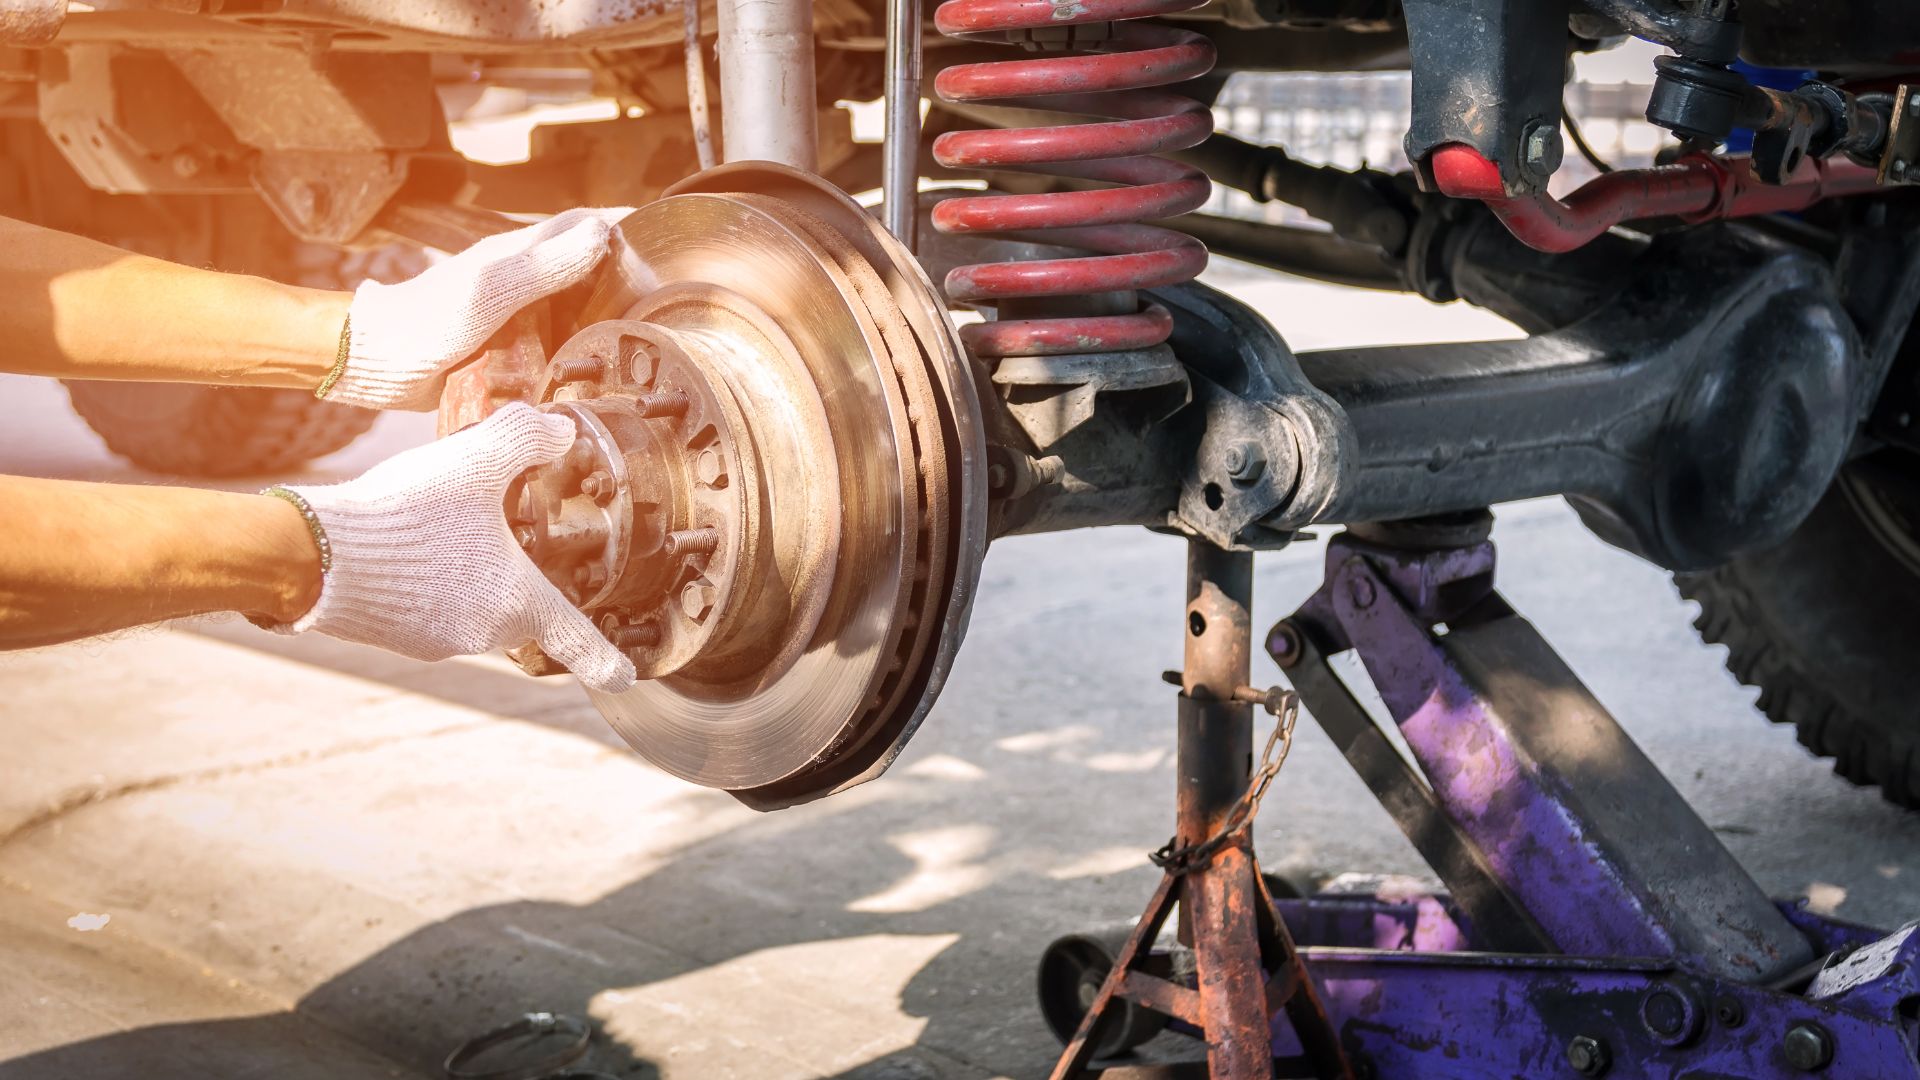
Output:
[463, 165, 986, 809]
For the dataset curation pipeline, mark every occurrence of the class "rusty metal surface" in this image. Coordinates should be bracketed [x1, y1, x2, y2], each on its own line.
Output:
[1048, 542, 1350, 1080]
[432, 166, 984, 807]
[662, 163, 989, 807]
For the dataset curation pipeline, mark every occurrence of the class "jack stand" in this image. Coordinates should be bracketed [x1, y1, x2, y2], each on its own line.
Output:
[1048, 542, 1352, 1080]
[1038, 517, 1920, 1077]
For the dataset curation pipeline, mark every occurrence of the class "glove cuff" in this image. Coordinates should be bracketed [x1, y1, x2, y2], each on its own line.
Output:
[324, 280, 442, 411]
[263, 485, 474, 654]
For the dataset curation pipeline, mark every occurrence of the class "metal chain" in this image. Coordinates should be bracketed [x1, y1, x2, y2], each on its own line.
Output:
[1149, 688, 1299, 874]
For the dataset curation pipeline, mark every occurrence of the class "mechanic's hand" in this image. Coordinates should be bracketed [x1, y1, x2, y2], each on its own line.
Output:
[329, 207, 633, 411]
[276, 403, 638, 693]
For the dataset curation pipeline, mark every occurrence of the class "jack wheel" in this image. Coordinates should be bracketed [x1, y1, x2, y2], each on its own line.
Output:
[1037, 928, 1171, 1059]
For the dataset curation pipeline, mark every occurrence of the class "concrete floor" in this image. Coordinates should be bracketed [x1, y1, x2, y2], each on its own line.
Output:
[2, 268, 1916, 1079]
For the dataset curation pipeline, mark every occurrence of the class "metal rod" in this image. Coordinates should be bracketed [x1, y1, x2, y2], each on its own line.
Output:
[882, 0, 922, 247]
[1177, 541, 1270, 1080]
[684, 0, 717, 171]
[715, 0, 818, 169]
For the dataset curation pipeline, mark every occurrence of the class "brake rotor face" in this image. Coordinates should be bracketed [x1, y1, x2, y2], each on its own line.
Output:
[514, 165, 986, 808]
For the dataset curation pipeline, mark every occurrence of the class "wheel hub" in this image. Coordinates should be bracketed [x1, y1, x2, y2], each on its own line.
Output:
[459, 165, 986, 809]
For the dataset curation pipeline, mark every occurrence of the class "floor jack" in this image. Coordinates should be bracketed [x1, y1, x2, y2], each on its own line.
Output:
[1045, 517, 1920, 1078]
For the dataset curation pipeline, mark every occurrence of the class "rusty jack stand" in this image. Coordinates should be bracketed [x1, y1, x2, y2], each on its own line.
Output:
[1048, 542, 1352, 1080]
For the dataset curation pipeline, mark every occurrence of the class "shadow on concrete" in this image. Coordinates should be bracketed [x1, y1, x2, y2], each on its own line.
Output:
[0, 737, 1120, 1080]
[0, 620, 1189, 1080]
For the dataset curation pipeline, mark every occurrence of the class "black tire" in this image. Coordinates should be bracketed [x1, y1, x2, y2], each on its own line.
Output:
[64, 382, 379, 478]
[63, 242, 424, 477]
[1676, 456, 1920, 809]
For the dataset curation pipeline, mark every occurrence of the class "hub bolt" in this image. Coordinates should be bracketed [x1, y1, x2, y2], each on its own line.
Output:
[609, 622, 662, 650]
[681, 579, 717, 622]
[664, 527, 720, 557]
[551, 355, 605, 384]
[636, 390, 690, 419]
[1783, 1022, 1834, 1072]
[1565, 1034, 1610, 1076]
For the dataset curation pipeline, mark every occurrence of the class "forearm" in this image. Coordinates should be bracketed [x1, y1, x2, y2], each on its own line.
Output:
[0, 216, 350, 389]
[0, 475, 323, 649]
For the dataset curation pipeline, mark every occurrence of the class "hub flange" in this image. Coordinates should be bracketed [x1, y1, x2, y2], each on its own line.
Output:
[466, 164, 987, 809]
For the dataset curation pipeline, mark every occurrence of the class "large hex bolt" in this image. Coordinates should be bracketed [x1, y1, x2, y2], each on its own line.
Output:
[681, 578, 718, 622]
[1783, 1023, 1835, 1072]
[1223, 441, 1266, 485]
[695, 447, 729, 489]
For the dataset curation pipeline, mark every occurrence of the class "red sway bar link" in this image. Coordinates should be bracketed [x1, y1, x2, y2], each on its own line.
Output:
[930, 0, 1217, 358]
[1429, 144, 1883, 254]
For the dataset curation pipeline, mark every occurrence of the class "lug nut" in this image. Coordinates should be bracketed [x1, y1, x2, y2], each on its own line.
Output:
[581, 470, 615, 506]
[695, 447, 728, 489]
[681, 578, 717, 622]
[1565, 1034, 1610, 1076]
[664, 527, 720, 556]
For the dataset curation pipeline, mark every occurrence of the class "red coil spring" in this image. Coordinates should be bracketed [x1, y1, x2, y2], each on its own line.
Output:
[930, 0, 1217, 358]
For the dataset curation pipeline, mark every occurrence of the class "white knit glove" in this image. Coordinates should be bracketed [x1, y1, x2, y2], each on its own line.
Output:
[276, 403, 638, 694]
[330, 208, 634, 411]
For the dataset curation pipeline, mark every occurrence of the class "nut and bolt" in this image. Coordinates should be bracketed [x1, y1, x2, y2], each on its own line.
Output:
[695, 447, 728, 489]
[513, 523, 536, 550]
[636, 389, 690, 419]
[1565, 1034, 1610, 1076]
[169, 148, 204, 179]
[1894, 159, 1910, 180]
[1712, 995, 1746, 1029]
[681, 579, 717, 622]
[1223, 440, 1266, 485]
[1782, 1022, 1834, 1072]
[581, 470, 616, 506]
[1909, 96, 1920, 117]
[664, 527, 720, 557]
[573, 563, 607, 593]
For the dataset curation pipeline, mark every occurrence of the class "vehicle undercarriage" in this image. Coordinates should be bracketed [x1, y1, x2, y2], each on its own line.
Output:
[6, 0, 1920, 1074]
